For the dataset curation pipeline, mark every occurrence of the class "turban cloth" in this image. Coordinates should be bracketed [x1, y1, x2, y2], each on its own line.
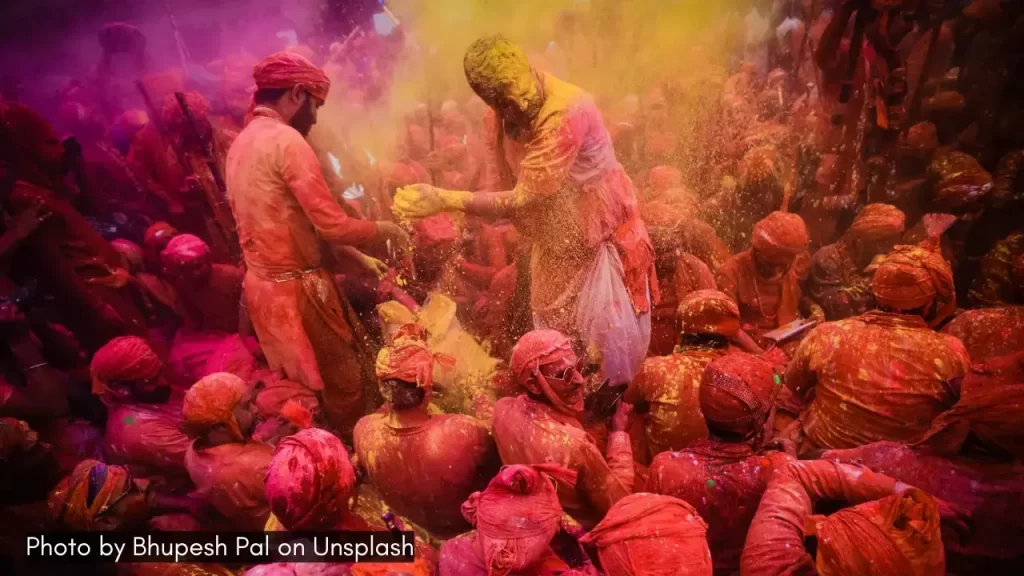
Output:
[700, 352, 779, 439]
[873, 244, 955, 326]
[161, 91, 210, 131]
[846, 203, 906, 243]
[461, 464, 577, 575]
[90, 336, 162, 396]
[144, 221, 179, 253]
[160, 233, 211, 271]
[182, 372, 247, 440]
[510, 330, 579, 413]
[47, 459, 133, 531]
[463, 35, 534, 105]
[413, 214, 459, 250]
[253, 52, 331, 102]
[374, 323, 455, 390]
[648, 166, 683, 193]
[677, 289, 741, 339]
[809, 488, 944, 576]
[752, 212, 809, 265]
[900, 122, 938, 158]
[265, 428, 355, 531]
[111, 239, 144, 271]
[928, 151, 994, 213]
[580, 493, 712, 576]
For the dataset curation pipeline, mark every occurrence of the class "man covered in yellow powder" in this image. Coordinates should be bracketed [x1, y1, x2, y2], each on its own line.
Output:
[394, 35, 658, 387]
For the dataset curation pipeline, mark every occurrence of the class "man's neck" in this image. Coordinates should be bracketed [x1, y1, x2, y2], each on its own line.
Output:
[385, 404, 431, 428]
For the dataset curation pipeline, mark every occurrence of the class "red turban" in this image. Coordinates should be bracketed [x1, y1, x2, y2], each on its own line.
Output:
[846, 204, 906, 243]
[648, 165, 683, 193]
[253, 52, 331, 102]
[90, 336, 163, 396]
[374, 323, 454, 390]
[161, 91, 210, 131]
[580, 493, 712, 576]
[752, 211, 809, 265]
[510, 330, 580, 413]
[160, 233, 211, 271]
[265, 428, 355, 530]
[111, 239, 144, 271]
[47, 459, 135, 531]
[413, 214, 459, 250]
[144, 221, 179, 253]
[700, 352, 778, 439]
[182, 372, 247, 440]
[873, 244, 955, 326]
[461, 464, 576, 575]
[677, 289, 741, 339]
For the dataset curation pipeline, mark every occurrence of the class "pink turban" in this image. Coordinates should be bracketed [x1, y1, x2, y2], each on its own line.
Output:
[580, 493, 712, 576]
[413, 214, 459, 249]
[374, 323, 454, 390]
[182, 372, 247, 440]
[461, 464, 577, 575]
[873, 244, 956, 326]
[700, 352, 779, 439]
[90, 336, 162, 396]
[752, 211, 809, 265]
[265, 428, 355, 531]
[160, 233, 211, 271]
[253, 52, 331, 102]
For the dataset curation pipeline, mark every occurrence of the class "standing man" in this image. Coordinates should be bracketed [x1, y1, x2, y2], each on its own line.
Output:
[394, 35, 657, 386]
[225, 52, 408, 437]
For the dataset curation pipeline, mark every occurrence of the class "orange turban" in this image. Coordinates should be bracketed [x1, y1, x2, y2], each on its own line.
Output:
[47, 459, 134, 531]
[461, 464, 577, 575]
[161, 91, 210, 131]
[752, 211, 809, 265]
[90, 336, 163, 396]
[374, 323, 454, 390]
[700, 352, 779, 439]
[265, 428, 355, 530]
[846, 203, 906, 243]
[872, 244, 955, 326]
[160, 233, 211, 271]
[253, 52, 331, 102]
[677, 289, 741, 339]
[182, 372, 248, 440]
[580, 493, 712, 576]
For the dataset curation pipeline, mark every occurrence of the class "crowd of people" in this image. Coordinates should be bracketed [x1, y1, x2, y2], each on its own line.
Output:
[1, 0, 1023, 575]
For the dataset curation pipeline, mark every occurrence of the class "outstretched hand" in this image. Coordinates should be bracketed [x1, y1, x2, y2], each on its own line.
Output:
[392, 183, 446, 221]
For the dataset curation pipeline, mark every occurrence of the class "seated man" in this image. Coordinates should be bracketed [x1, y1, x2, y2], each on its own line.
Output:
[785, 244, 969, 454]
[943, 305, 1024, 364]
[716, 211, 821, 345]
[492, 330, 634, 528]
[440, 464, 595, 576]
[90, 337, 191, 478]
[646, 353, 795, 573]
[807, 203, 906, 320]
[160, 234, 244, 334]
[354, 324, 500, 538]
[182, 372, 273, 530]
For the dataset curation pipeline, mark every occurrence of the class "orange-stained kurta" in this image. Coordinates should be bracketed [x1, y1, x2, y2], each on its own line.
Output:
[491, 395, 634, 529]
[786, 311, 970, 452]
[226, 107, 379, 436]
[716, 248, 809, 334]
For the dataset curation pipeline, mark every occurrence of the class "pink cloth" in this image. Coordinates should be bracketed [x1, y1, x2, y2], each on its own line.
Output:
[185, 440, 274, 530]
[253, 52, 330, 102]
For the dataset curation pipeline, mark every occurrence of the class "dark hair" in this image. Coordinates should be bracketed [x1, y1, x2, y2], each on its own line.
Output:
[253, 87, 290, 105]
[383, 378, 427, 410]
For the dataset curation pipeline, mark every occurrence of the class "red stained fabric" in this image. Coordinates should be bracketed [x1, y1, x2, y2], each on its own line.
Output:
[943, 306, 1024, 363]
[845, 203, 906, 242]
[253, 372, 319, 421]
[413, 214, 460, 249]
[751, 212, 809, 265]
[700, 352, 778, 439]
[90, 336, 163, 397]
[677, 289, 741, 339]
[786, 311, 969, 451]
[716, 249, 806, 332]
[252, 52, 331, 102]
[265, 428, 355, 531]
[873, 244, 956, 327]
[740, 461, 942, 576]
[182, 372, 247, 440]
[647, 166, 683, 194]
[112, 239, 145, 271]
[646, 442, 795, 573]
[144, 222, 179, 262]
[916, 382, 1024, 460]
[186, 440, 273, 530]
[510, 329, 575, 396]
[161, 91, 210, 131]
[649, 254, 716, 356]
[105, 403, 190, 476]
[580, 493, 712, 576]
[439, 534, 587, 576]
[160, 234, 211, 270]
[374, 322, 454, 389]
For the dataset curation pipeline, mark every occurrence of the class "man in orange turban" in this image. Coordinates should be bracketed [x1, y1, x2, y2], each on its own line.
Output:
[808, 203, 907, 320]
[873, 243, 957, 327]
[354, 324, 498, 539]
[182, 372, 272, 530]
[717, 211, 821, 341]
[493, 330, 634, 529]
[225, 51, 408, 439]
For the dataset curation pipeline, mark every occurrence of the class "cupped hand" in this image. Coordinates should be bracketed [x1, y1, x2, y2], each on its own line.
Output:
[392, 183, 445, 221]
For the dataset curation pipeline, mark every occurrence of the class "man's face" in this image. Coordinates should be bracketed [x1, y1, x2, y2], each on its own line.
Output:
[290, 91, 323, 137]
[753, 247, 794, 280]
[538, 355, 585, 412]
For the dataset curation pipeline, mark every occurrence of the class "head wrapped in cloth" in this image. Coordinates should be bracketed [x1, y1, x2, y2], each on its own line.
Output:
[161, 91, 210, 133]
[413, 214, 460, 251]
[872, 244, 955, 326]
[810, 488, 944, 576]
[253, 52, 331, 102]
[111, 239, 144, 272]
[387, 160, 430, 189]
[90, 336, 163, 397]
[463, 35, 539, 115]
[144, 221, 179, 257]
[752, 211, 809, 266]
[374, 323, 454, 393]
[182, 372, 248, 440]
[265, 428, 355, 530]
[461, 464, 577, 575]
[677, 289, 741, 340]
[580, 493, 712, 576]
[510, 330, 581, 415]
[47, 459, 136, 531]
[700, 352, 779, 440]
[846, 204, 906, 243]
[160, 233, 211, 274]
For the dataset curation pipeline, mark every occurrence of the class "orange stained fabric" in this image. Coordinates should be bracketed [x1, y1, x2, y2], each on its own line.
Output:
[46, 459, 139, 531]
[185, 440, 274, 530]
[873, 243, 956, 328]
[624, 349, 720, 463]
[492, 395, 634, 529]
[943, 306, 1024, 364]
[182, 372, 247, 440]
[916, 382, 1024, 460]
[646, 441, 796, 573]
[751, 212, 810, 265]
[716, 248, 808, 332]
[786, 311, 969, 451]
[677, 289, 741, 340]
[740, 461, 943, 576]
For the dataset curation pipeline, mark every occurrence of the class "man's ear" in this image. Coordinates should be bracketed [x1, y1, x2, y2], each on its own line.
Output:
[289, 84, 305, 105]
